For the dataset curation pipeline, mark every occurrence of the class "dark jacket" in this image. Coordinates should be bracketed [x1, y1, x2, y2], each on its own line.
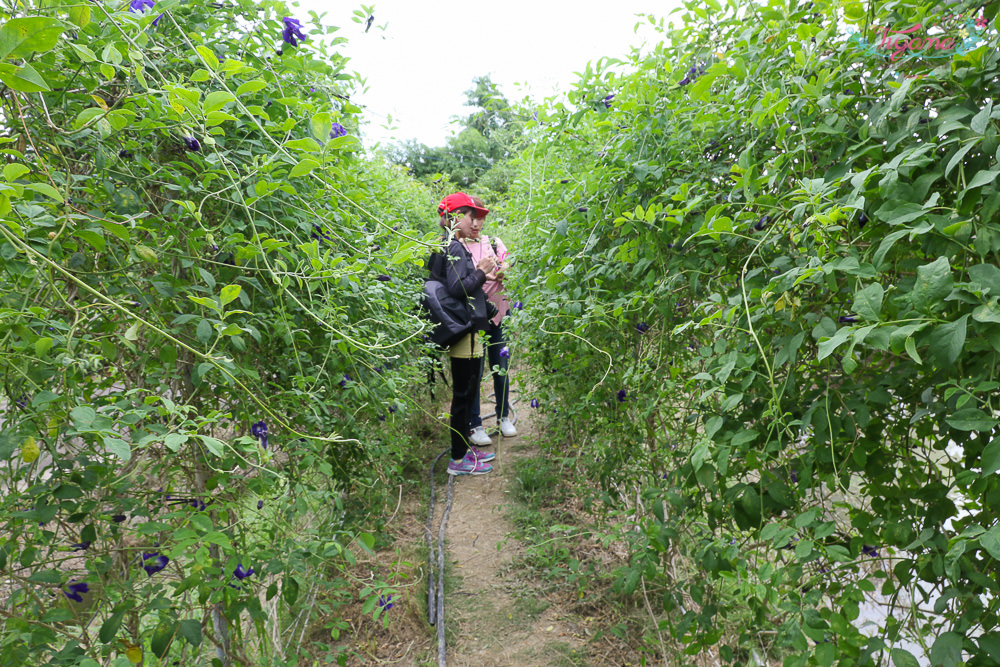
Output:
[427, 239, 490, 334]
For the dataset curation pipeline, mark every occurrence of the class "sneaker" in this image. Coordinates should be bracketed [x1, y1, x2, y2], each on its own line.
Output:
[499, 417, 518, 437]
[447, 451, 492, 476]
[469, 445, 495, 463]
[469, 426, 492, 446]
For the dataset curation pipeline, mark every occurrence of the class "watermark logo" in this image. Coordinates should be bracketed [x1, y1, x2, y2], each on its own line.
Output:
[850, 13, 991, 63]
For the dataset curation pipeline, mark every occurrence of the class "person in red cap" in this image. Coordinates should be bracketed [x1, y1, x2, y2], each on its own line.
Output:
[431, 192, 499, 475]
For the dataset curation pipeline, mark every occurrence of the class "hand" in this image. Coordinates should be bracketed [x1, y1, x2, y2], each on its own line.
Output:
[477, 256, 498, 274]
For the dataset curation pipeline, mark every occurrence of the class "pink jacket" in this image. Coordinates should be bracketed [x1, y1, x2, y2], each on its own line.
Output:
[462, 235, 509, 326]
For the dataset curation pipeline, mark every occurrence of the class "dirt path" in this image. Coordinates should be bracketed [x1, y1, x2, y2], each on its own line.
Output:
[439, 412, 586, 667]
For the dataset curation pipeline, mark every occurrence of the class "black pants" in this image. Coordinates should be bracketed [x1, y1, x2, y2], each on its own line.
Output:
[449, 356, 480, 461]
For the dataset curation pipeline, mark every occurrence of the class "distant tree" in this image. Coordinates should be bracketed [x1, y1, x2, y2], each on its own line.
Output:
[389, 75, 527, 190]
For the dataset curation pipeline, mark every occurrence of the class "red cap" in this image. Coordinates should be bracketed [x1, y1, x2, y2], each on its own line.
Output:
[438, 192, 489, 217]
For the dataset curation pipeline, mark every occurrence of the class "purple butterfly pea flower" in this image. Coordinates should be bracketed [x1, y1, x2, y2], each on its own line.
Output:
[378, 594, 393, 610]
[152, 13, 164, 26]
[617, 389, 627, 402]
[282, 17, 307, 46]
[512, 301, 523, 310]
[602, 94, 614, 108]
[530, 398, 539, 408]
[234, 564, 254, 580]
[340, 374, 351, 388]
[376, 275, 391, 282]
[251, 421, 268, 449]
[71, 541, 92, 551]
[499, 347, 510, 358]
[64, 581, 89, 602]
[129, 0, 154, 13]
[861, 545, 879, 558]
[636, 322, 649, 333]
[257, 500, 264, 510]
[329, 122, 347, 139]
[142, 551, 169, 576]
[183, 136, 200, 152]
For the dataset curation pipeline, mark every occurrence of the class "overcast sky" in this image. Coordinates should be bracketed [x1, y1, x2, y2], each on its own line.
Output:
[295, 0, 683, 148]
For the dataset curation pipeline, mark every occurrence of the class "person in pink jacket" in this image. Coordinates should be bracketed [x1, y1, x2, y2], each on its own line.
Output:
[463, 196, 518, 446]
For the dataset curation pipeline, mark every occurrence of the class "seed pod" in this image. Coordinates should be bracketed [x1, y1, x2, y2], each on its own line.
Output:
[135, 245, 158, 263]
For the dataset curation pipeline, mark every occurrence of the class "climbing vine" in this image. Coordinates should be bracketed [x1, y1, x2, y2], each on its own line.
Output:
[0, 1, 437, 665]
[505, 0, 1000, 664]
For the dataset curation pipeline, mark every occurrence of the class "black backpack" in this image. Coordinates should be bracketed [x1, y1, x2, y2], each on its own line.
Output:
[421, 243, 496, 349]
[421, 277, 474, 348]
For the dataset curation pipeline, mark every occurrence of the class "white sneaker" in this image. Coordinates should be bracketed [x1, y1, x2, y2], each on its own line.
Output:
[469, 426, 491, 446]
[500, 417, 517, 437]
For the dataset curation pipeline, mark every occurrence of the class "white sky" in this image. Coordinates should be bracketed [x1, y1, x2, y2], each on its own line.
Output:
[295, 0, 683, 147]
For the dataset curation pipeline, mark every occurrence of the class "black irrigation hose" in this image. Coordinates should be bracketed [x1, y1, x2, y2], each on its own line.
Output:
[425, 386, 518, 666]
[436, 474, 454, 667]
[427, 448, 454, 666]
[426, 448, 448, 626]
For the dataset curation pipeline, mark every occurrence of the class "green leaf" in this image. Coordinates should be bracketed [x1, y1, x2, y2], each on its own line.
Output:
[285, 138, 320, 152]
[890, 648, 920, 667]
[969, 264, 1000, 294]
[189, 296, 220, 312]
[871, 229, 909, 269]
[236, 80, 267, 95]
[946, 140, 979, 179]
[163, 433, 187, 452]
[911, 256, 953, 311]
[904, 335, 922, 364]
[197, 435, 225, 456]
[929, 315, 967, 365]
[980, 526, 1000, 560]
[289, 158, 319, 178]
[931, 632, 965, 667]
[99, 608, 126, 644]
[853, 284, 883, 321]
[25, 182, 64, 202]
[818, 327, 852, 361]
[982, 439, 1000, 477]
[971, 100, 993, 135]
[35, 337, 53, 357]
[283, 576, 300, 605]
[103, 437, 131, 462]
[203, 90, 235, 113]
[178, 619, 202, 647]
[973, 300, 1000, 324]
[68, 4, 92, 28]
[151, 619, 176, 659]
[74, 229, 106, 251]
[0, 62, 50, 92]
[219, 284, 241, 306]
[196, 319, 213, 343]
[945, 408, 997, 431]
[3, 164, 29, 181]
[69, 43, 96, 62]
[0, 17, 64, 61]
[195, 45, 219, 70]
[124, 321, 140, 341]
[70, 406, 98, 429]
[310, 112, 332, 143]
[201, 531, 231, 548]
[875, 201, 923, 226]
[966, 169, 999, 191]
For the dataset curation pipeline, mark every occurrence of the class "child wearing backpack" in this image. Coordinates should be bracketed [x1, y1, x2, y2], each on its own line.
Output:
[430, 193, 499, 475]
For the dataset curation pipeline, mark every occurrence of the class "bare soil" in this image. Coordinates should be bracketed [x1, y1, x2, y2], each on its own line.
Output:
[325, 387, 646, 666]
